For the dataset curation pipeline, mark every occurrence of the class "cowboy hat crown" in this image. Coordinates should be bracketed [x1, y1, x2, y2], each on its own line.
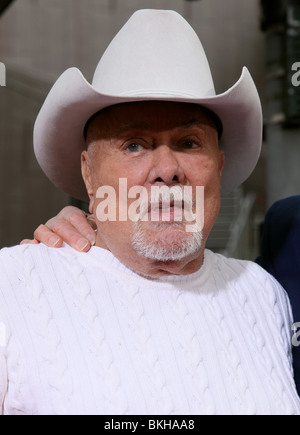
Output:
[92, 9, 215, 98]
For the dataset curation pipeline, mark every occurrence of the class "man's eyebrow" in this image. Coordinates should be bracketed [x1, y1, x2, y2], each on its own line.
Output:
[181, 117, 223, 138]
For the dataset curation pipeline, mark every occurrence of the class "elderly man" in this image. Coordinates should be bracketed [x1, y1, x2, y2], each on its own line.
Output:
[1, 10, 300, 415]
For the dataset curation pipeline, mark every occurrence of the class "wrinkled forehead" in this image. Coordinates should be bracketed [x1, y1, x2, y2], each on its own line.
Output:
[84, 101, 222, 143]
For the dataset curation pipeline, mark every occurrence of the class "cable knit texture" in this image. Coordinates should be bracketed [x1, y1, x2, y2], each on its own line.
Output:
[0, 243, 299, 415]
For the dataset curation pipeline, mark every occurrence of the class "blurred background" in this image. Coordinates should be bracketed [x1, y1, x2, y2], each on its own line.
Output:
[0, 0, 299, 259]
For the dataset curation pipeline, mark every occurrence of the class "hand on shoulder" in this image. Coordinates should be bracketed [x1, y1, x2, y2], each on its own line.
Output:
[20, 206, 96, 252]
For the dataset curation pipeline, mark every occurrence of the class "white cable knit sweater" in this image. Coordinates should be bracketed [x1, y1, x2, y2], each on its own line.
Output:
[0, 243, 299, 415]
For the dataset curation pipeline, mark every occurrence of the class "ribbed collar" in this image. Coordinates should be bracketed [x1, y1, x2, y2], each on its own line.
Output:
[76, 245, 213, 289]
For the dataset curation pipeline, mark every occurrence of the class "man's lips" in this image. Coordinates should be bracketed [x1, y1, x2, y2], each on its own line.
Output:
[147, 200, 185, 221]
[148, 201, 168, 212]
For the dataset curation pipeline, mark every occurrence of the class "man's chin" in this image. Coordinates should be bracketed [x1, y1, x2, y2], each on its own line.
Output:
[131, 221, 203, 262]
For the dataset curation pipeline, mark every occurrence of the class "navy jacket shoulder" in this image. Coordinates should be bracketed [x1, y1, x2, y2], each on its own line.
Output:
[257, 195, 300, 293]
[257, 195, 300, 395]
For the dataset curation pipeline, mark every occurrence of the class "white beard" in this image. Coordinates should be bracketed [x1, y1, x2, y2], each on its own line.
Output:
[131, 221, 203, 262]
[131, 185, 203, 262]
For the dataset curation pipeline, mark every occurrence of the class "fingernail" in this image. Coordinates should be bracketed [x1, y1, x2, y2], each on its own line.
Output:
[77, 238, 90, 251]
[49, 236, 61, 247]
[86, 234, 96, 246]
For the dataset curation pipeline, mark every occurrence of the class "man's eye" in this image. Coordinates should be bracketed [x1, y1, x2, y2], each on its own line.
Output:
[181, 141, 199, 149]
[126, 143, 143, 152]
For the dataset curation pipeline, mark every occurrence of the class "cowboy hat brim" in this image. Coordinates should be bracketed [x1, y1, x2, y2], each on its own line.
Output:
[33, 66, 262, 202]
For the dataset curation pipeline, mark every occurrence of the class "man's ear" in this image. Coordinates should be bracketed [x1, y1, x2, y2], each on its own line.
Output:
[81, 151, 94, 214]
[218, 150, 225, 178]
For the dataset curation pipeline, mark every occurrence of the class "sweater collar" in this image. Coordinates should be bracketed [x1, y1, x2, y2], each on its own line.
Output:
[80, 245, 213, 287]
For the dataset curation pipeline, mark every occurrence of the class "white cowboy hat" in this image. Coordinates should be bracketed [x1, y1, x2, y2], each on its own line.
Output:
[34, 9, 262, 202]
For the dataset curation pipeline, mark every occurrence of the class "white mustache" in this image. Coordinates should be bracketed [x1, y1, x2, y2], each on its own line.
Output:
[138, 185, 194, 221]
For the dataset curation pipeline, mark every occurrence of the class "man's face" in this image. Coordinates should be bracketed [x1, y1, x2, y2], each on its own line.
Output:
[81, 101, 225, 274]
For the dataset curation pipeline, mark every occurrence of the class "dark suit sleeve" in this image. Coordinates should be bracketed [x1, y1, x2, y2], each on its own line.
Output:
[256, 200, 278, 276]
[256, 196, 300, 396]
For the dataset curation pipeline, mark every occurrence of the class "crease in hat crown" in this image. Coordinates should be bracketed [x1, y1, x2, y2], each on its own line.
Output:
[33, 8, 263, 202]
[91, 9, 216, 99]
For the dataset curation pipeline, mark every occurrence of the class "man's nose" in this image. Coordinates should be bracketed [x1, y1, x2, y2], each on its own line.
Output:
[148, 145, 185, 185]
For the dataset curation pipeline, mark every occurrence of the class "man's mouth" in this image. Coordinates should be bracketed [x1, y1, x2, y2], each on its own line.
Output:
[147, 200, 185, 222]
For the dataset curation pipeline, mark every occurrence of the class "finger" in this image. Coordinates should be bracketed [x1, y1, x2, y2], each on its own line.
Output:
[42, 219, 92, 252]
[47, 206, 97, 246]
[20, 239, 40, 245]
[34, 224, 64, 248]
[68, 210, 97, 246]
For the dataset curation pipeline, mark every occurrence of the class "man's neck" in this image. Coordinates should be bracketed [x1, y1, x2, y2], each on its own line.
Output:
[95, 233, 205, 278]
